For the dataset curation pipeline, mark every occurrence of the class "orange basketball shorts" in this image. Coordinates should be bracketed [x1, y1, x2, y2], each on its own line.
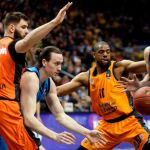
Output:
[0, 100, 38, 150]
[81, 115, 149, 150]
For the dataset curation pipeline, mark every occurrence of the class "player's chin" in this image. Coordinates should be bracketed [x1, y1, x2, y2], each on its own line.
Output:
[53, 72, 59, 77]
[102, 61, 109, 66]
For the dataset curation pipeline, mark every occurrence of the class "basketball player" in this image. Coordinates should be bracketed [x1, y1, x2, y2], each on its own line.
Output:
[0, 2, 74, 149]
[20, 46, 106, 149]
[56, 41, 150, 150]
[144, 46, 150, 79]
[119, 46, 150, 91]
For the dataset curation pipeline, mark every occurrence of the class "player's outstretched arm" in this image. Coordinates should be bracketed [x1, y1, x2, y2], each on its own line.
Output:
[20, 72, 75, 144]
[15, 2, 73, 53]
[57, 71, 88, 96]
[47, 78, 107, 146]
[117, 60, 146, 74]
[144, 46, 150, 78]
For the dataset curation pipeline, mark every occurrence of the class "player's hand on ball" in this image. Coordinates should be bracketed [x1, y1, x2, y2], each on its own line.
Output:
[56, 131, 76, 144]
[85, 130, 107, 146]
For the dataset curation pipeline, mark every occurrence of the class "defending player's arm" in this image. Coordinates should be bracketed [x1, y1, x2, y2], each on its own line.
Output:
[117, 59, 148, 91]
[47, 78, 107, 145]
[57, 71, 88, 96]
[117, 60, 146, 74]
[140, 73, 150, 86]
[15, 2, 72, 53]
[144, 46, 150, 78]
[137, 46, 150, 86]
[20, 72, 75, 144]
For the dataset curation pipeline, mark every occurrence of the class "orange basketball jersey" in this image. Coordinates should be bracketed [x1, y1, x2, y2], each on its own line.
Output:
[0, 37, 25, 100]
[89, 61, 133, 120]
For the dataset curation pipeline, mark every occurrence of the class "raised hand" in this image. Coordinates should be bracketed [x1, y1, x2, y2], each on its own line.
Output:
[85, 130, 107, 146]
[56, 131, 76, 144]
[118, 74, 140, 92]
[54, 2, 73, 25]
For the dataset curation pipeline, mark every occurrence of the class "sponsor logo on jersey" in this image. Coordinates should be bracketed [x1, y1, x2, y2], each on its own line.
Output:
[0, 47, 7, 55]
[0, 83, 6, 89]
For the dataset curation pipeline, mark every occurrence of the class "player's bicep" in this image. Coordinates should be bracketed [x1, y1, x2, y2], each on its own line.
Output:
[20, 72, 39, 116]
[126, 61, 146, 73]
[118, 60, 146, 73]
[144, 46, 150, 77]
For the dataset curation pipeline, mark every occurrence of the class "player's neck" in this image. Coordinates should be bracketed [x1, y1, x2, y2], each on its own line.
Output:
[96, 67, 106, 74]
[39, 68, 48, 83]
[4, 30, 14, 39]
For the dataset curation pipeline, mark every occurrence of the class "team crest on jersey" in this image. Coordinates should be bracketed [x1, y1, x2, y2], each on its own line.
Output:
[106, 70, 111, 78]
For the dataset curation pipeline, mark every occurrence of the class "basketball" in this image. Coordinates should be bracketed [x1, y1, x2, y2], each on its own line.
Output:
[133, 86, 150, 115]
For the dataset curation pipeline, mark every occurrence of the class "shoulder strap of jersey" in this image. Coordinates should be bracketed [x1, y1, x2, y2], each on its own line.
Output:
[25, 67, 40, 79]
[43, 78, 51, 95]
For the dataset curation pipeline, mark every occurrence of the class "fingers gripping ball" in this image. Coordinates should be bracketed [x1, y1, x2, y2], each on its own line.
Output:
[133, 87, 150, 115]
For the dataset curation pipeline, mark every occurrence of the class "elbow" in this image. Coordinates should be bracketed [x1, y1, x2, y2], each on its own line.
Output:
[23, 115, 33, 128]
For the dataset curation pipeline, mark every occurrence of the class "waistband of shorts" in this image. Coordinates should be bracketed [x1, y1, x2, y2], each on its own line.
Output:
[105, 110, 134, 123]
[0, 97, 19, 102]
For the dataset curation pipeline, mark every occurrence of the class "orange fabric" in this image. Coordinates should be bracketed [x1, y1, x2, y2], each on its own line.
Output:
[0, 101, 37, 150]
[0, 37, 16, 99]
[89, 61, 133, 120]
[0, 37, 37, 149]
[81, 115, 149, 150]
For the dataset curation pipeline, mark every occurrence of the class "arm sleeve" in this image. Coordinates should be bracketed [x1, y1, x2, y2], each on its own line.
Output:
[8, 40, 26, 65]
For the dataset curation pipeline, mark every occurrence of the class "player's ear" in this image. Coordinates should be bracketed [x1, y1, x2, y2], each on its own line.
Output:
[42, 59, 47, 67]
[8, 24, 15, 33]
[92, 52, 96, 58]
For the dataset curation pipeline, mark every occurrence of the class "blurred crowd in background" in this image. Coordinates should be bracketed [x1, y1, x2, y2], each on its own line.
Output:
[0, 0, 150, 113]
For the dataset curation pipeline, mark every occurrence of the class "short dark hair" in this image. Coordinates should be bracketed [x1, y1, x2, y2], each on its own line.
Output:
[37, 46, 62, 67]
[3, 12, 29, 28]
[93, 41, 109, 51]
